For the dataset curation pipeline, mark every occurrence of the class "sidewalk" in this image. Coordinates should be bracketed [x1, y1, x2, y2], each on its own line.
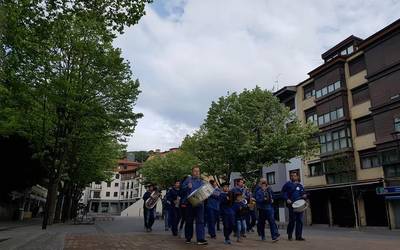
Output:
[0, 219, 98, 250]
[1, 217, 399, 250]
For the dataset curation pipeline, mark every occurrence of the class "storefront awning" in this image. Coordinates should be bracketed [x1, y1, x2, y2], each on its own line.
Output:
[385, 195, 400, 200]
[306, 179, 383, 191]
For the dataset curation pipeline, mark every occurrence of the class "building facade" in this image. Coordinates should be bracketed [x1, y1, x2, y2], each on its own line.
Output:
[276, 19, 400, 228]
[81, 159, 143, 215]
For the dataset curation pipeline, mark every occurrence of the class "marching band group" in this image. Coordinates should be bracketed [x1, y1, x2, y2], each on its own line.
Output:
[142, 165, 307, 245]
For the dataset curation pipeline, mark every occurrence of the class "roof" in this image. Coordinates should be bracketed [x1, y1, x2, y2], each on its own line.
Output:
[359, 18, 400, 50]
[321, 35, 363, 60]
[117, 159, 142, 173]
[273, 86, 296, 97]
[308, 56, 346, 78]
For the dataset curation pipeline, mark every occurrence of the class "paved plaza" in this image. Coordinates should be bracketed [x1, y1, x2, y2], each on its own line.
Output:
[0, 217, 399, 250]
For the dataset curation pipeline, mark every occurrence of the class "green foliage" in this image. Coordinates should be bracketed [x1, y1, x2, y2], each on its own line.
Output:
[140, 151, 200, 190]
[182, 86, 318, 182]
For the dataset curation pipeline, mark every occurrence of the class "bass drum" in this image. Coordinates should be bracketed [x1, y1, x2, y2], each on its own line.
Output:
[187, 183, 215, 207]
[292, 199, 308, 213]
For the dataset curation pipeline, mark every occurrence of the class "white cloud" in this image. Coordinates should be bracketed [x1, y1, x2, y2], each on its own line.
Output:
[126, 107, 196, 151]
[115, 0, 400, 151]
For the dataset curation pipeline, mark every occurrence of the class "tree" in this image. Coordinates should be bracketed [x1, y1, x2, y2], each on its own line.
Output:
[140, 151, 199, 190]
[182, 87, 318, 184]
[0, 1, 150, 227]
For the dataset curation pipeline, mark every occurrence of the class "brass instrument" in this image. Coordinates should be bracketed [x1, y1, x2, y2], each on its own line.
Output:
[145, 191, 161, 209]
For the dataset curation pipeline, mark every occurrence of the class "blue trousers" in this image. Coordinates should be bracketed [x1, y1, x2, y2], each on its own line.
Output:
[287, 207, 303, 239]
[246, 210, 256, 231]
[258, 207, 279, 239]
[206, 207, 219, 237]
[144, 207, 155, 229]
[185, 204, 205, 241]
[236, 219, 246, 240]
[222, 212, 235, 241]
[168, 206, 181, 235]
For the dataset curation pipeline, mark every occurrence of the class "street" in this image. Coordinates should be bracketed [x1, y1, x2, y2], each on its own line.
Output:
[1, 217, 399, 250]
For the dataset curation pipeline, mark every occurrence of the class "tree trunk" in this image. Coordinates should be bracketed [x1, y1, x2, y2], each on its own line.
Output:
[42, 179, 59, 229]
[53, 188, 65, 223]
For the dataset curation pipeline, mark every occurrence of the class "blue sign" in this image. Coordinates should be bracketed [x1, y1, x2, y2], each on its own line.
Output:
[376, 186, 400, 195]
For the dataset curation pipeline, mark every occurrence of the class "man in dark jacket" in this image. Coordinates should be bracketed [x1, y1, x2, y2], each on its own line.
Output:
[281, 172, 306, 241]
[166, 180, 182, 236]
[143, 184, 156, 232]
[256, 180, 280, 241]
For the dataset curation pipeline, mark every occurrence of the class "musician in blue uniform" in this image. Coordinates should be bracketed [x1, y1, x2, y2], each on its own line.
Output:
[256, 180, 280, 241]
[281, 171, 306, 241]
[166, 180, 182, 236]
[181, 166, 208, 245]
[142, 184, 156, 232]
[219, 182, 234, 244]
[231, 178, 249, 237]
[206, 180, 220, 239]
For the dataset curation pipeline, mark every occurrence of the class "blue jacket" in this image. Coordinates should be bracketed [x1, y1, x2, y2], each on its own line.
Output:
[166, 187, 181, 208]
[219, 192, 234, 215]
[232, 200, 247, 220]
[206, 188, 221, 211]
[231, 186, 249, 199]
[281, 181, 305, 202]
[255, 187, 274, 210]
[181, 176, 203, 205]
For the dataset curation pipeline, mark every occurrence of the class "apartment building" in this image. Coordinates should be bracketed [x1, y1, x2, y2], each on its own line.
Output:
[278, 19, 400, 229]
[82, 159, 143, 215]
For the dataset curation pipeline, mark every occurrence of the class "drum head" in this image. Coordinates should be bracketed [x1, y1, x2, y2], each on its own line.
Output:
[292, 199, 306, 208]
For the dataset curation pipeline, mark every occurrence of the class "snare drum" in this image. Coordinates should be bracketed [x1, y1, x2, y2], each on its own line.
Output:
[292, 199, 308, 213]
[187, 183, 215, 207]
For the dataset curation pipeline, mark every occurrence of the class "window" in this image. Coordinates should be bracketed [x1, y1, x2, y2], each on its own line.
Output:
[360, 153, 379, 169]
[318, 116, 324, 125]
[115, 182, 119, 187]
[306, 111, 317, 124]
[266, 172, 276, 185]
[334, 81, 341, 90]
[121, 192, 124, 196]
[395, 118, 400, 132]
[315, 81, 342, 99]
[385, 165, 400, 178]
[115, 174, 120, 179]
[316, 90, 322, 98]
[347, 45, 354, 54]
[121, 182, 125, 190]
[380, 149, 398, 165]
[324, 113, 330, 124]
[352, 84, 369, 105]
[93, 191, 100, 199]
[337, 108, 344, 118]
[130, 191, 133, 198]
[318, 107, 344, 126]
[303, 83, 315, 99]
[330, 110, 337, 120]
[355, 116, 374, 136]
[320, 128, 352, 153]
[322, 87, 328, 96]
[309, 162, 325, 176]
[107, 182, 111, 187]
[106, 192, 110, 197]
[349, 55, 365, 76]
[286, 98, 295, 110]
[340, 49, 347, 56]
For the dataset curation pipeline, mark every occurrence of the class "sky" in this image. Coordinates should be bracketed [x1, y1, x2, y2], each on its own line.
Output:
[114, 0, 400, 152]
